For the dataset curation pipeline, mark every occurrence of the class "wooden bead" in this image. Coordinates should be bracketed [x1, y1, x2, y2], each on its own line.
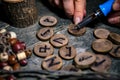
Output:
[8, 55, 17, 65]
[8, 31, 17, 39]
[25, 49, 32, 58]
[9, 38, 18, 45]
[13, 63, 20, 71]
[20, 42, 26, 48]
[3, 65, 13, 71]
[0, 29, 7, 34]
[0, 52, 8, 62]
[20, 59, 28, 66]
[0, 62, 8, 68]
[7, 75, 16, 80]
[17, 51, 27, 61]
[12, 41, 26, 53]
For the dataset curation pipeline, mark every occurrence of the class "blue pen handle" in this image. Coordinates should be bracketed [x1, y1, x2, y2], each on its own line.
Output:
[75, 0, 115, 29]
[99, 0, 115, 16]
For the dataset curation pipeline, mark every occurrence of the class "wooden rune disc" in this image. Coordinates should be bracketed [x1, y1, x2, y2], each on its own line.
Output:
[68, 24, 86, 36]
[74, 52, 96, 69]
[33, 42, 54, 58]
[94, 28, 110, 39]
[109, 45, 120, 58]
[92, 39, 113, 53]
[50, 34, 69, 47]
[108, 32, 120, 45]
[59, 45, 76, 60]
[41, 55, 63, 71]
[91, 54, 111, 72]
[37, 27, 54, 40]
[3, 0, 24, 3]
[39, 16, 57, 27]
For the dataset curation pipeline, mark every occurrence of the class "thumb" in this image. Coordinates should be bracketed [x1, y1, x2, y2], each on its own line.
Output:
[113, 0, 120, 11]
[74, 0, 86, 25]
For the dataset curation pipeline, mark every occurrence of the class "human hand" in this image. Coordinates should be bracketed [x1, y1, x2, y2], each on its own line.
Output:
[108, 0, 120, 25]
[48, 0, 86, 25]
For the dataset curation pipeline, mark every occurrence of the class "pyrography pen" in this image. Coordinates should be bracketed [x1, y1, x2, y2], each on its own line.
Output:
[75, 0, 115, 30]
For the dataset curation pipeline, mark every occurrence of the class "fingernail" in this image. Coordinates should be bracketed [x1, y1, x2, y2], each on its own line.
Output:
[108, 18, 113, 22]
[74, 17, 81, 25]
[108, 18, 115, 24]
[114, 3, 120, 10]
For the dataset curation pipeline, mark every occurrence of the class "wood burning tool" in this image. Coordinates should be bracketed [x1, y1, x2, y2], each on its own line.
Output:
[75, 0, 115, 30]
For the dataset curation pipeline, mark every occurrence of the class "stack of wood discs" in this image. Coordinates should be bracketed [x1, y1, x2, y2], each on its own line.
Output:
[2, 0, 38, 28]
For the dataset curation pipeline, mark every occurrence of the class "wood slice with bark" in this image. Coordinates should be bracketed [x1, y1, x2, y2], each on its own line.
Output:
[2, 0, 38, 28]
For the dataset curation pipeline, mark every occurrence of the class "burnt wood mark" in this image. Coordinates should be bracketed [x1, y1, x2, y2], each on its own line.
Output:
[65, 47, 72, 56]
[113, 46, 120, 55]
[45, 56, 60, 67]
[79, 56, 93, 62]
[53, 38, 65, 44]
[39, 45, 50, 53]
[44, 18, 54, 23]
[41, 29, 50, 36]
[94, 59, 106, 66]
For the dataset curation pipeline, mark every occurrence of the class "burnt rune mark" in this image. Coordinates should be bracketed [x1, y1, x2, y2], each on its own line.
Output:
[53, 38, 65, 44]
[44, 18, 54, 23]
[41, 29, 50, 36]
[65, 47, 72, 57]
[79, 56, 93, 62]
[45, 56, 60, 67]
[113, 46, 120, 56]
[94, 59, 106, 66]
[39, 45, 50, 53]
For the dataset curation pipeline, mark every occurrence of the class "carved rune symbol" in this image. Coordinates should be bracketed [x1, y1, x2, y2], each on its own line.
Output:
[53, 38, 65, 44]
[79, 56, 93, 62]
[39, 45, 50, 53]
[41, 29, 50, 36]
[65, 47, 72, 57]
[113, 46, 120, 55]
[94, 59, 106, 66]
[45, 56, 60, 67]
[44, 18, 54, 23]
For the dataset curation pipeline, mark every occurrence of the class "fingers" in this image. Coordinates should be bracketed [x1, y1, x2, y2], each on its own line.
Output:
[74, 0, 86, 24]
[108, 16, 120, 24]
[113, 0, 120, 11]
[62, 0, 74, 17]
[48, 0, 86, 25]
[48, 0, 62, 8]
[54, 0, 60, 6]
[108, 12, 120, 24]
[108, 0, 120, 25]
